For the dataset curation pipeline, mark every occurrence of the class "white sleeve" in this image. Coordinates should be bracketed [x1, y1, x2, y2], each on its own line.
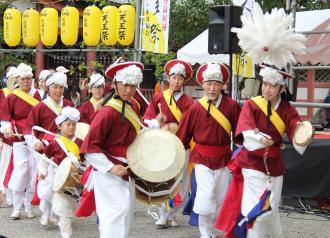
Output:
[0, 121, 11, 133]
[293, 141, 307, 155]
[144, 119, 160, 129]
[85, 153, 114, 174]
[24, 135, 41, 149]
[242, 130, 267, 151]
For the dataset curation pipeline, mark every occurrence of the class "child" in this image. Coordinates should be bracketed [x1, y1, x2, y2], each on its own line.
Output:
[44, 106, 84, 238]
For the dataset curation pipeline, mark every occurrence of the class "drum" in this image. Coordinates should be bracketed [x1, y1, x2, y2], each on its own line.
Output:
[162, 122, 179, 134]
[127, 128, 185, 204]
[293, 121, 314, 146]
[53, 157, 81, 192]
[75, 122, 90, 141]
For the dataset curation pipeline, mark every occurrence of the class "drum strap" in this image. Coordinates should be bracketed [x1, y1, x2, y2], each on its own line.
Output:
[12, 89, 39, 107]
[163, 89, 182, 122]
[135, 173, 182, 197]
[251, 96, 286, 136]
[198, 96, 231, 136]
[105, 98, 141, 134]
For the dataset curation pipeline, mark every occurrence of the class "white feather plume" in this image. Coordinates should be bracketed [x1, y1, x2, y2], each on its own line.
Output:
[232, 3, 306, 68]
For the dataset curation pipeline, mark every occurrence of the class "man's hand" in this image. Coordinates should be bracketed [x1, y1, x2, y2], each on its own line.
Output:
[156, 113, 167, 128]
[80, 78, 89, 92]
[260, 135, 274, 147]
[4, 127, 13, 139]
[34, 141, 44, 152]
[110, 165, 127, 177]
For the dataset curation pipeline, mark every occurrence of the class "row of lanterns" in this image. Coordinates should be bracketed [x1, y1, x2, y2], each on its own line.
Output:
[3, 5, 135, 47]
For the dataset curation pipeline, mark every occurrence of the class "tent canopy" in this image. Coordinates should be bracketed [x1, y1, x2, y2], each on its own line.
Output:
[295, 18, 330, 65]
[177, 29, 229, 65]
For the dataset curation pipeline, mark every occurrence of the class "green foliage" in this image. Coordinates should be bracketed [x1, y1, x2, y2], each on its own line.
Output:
[142, 51, 176, 81]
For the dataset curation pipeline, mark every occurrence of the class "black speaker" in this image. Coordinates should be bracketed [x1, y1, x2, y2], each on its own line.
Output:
[208, 5, 243, 54]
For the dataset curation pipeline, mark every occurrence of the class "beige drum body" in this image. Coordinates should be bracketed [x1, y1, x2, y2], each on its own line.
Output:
[75, 122, 90, 141]
[53, 157, 80, 192]
[127, 128, 185, 204]
[294, 121, 314, 146]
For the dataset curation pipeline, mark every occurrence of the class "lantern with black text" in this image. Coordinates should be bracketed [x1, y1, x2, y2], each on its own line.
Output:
[83, 6, 102, 46]
[101, 6, 118, 46]
[40, 7, 58, 47]
[22, 8, 40, 47]
[61, 6, 79, 46]
[118, 5, 135, 46]
[3, 7, 21, 47]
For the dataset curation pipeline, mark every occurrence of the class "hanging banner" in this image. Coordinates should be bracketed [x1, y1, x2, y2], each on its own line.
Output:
[232, 53, 255, 78]
[141, 0, 170, 54]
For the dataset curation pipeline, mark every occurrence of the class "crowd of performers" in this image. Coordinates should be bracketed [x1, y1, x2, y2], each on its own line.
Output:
[0, 4, 322, 238]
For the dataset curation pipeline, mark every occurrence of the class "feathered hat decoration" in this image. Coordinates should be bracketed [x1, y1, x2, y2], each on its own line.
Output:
[231, 3, 306, 69]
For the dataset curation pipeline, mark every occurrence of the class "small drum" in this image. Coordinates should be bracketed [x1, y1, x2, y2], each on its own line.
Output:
[293, 121, 314, 146]
[75, 122, 90, 141]
[53, 157, 81, 192]
[127, 128, 185, 204]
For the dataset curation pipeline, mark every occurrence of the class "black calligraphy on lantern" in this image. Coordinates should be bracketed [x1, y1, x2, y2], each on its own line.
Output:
[101, 14, 109, 41]
[118, 11, 127, 40]
[150, 24, 161, 43]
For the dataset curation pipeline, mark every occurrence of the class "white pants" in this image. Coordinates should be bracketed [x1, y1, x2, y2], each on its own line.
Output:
[241, 169, 283, 238]
[93, 170, 135, 238]
[193, 164, 230, 238]
[157, 156, 190, 222]
[0, 143, 12, 187]
[8, 142, 36, 211]
[38, 165, 55, 218]
[53, 192, 76, 238]
[8, 142, 36, 192]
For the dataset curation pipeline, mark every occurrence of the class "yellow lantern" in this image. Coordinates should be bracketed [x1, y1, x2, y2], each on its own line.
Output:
[22, 8, 40, 47]
[3, 7, 21, 47]
[118, 5, 135, 46]
[40, 7, 58, 47]
[83, 6, 102, 46]
[61, 6, 79, 46]
[101, 6, 118, 46]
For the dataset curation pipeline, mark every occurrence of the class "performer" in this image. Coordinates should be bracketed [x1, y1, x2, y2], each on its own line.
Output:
[0, 66, 17, 207]
[44, 106, 83, 238]
[0, 63, 41, 219]
[24, 71, 73, 225]
[37, 69, 51, 99]
[80, 61, 165, 238]
[215, 4, 307, 237]
[78, 73, 105, 124]
[176, 62, 241, 238]
[143, 59, 194, 227]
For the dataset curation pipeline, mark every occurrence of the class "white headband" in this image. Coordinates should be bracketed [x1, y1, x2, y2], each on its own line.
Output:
[114, 65, 143, 85]
[55, 106, 80, 126]
[202, 63, 223, 83]
[260, 67, 285, 85]
[39, 70, 51, 81]
[169, 63, 186, 78]
[46, 72, 68, 87]
[88, 73, 105, 87]
[16, 63, 33, 78]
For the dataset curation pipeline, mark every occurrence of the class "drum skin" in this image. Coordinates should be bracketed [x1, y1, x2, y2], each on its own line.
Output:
[293, 121, 314, 146]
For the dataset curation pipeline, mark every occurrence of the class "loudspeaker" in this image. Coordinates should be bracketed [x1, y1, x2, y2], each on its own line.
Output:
[208, 5, 243, 54]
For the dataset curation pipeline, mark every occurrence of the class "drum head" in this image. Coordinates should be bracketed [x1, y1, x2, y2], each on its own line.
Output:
[6, 76, 16, 91]
[53, 157, 72, 192]
[294, 121, 314, 146]
[127, 129, 185, 183]
[75, 122, 90, 141]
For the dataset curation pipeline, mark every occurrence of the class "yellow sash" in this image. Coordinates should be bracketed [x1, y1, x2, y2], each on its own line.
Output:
[251, 96, 286, 136]
[163, 89, 182, 122]
[198, 96, 232, 136]
[59, 136, 80, 160]
[3, 88, 11, 97]
[89, 97, 103, 106]
[43, 97, 62, 116]
[12, 89, 39, 107]
[105, 98, 141, 134]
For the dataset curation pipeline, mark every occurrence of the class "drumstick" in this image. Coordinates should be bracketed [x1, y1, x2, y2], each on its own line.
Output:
[158, 103, 162, 113]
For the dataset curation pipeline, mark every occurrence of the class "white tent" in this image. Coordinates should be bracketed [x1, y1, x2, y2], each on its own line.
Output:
[177, 29, 229, 65]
